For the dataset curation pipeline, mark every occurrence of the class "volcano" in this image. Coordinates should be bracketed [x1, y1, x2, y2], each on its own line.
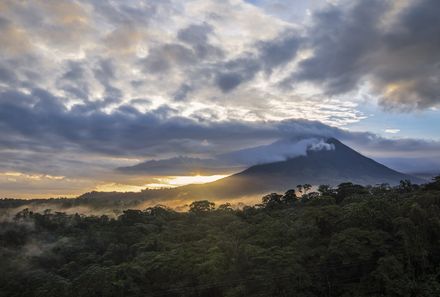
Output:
[172, 138, 423, 199]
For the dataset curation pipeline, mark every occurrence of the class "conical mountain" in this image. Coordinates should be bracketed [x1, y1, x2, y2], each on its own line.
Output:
[175, 138, 423, 199]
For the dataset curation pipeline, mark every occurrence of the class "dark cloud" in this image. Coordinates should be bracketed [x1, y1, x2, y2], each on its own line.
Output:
[142, 23, 302, 93]
[0, 88, 365, 158]
[258, 33, 301, 73]
[178, 23, 224, 60]
[213, 56, 260, 92]
[0, 66, 18, 84]
[62, 61, 86, 81]
[93, 59, 116, 84]
[293, 0, 440, 109]
[216, 73, 244, 92]
[173, 83, 192, 101]
[143, 44, 197, 74]
[0, 89, 277, 157]
[57, 61, 90, 100]
[213, 33, 300, 92]
[178, 23, 212, 44]
[293, 0, 387, 93]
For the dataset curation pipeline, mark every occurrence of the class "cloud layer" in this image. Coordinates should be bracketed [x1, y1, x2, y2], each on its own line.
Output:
[292, 0, 440, 109]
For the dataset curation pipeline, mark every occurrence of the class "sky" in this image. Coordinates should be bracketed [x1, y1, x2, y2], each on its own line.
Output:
[1, 0, 440, 198]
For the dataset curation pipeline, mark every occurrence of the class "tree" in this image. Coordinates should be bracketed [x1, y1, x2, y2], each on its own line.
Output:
[261, 193, 283, 209]
[335, 182, 367, 202]
[119, 209, 144, 224]
[318, 185, 335, 196]
[217, 203, 234, 212]
[398, 179, 414, 193]
[281, 189, 297, 206]
[303, 184, 312, 194]
[424, 175, 440, 191]
[189, 200, 215, 213]
[144, 205, 174, 217]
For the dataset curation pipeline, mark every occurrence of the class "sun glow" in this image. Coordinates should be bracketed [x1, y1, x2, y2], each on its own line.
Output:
[168, 175, 228, 185]
[95, 175, 229, 192]
[145, 175, 229, 189]
[94, 183, 148, 192]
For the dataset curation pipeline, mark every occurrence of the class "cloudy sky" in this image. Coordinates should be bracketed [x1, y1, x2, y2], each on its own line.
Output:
[1, 0, 440, 198]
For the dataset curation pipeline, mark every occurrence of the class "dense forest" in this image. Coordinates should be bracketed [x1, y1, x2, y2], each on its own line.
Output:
[1, 177, 440, 297]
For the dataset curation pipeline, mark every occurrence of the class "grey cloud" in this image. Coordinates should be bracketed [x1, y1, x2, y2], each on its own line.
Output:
[0, 88, 362, 158]
[178, 23, 212, 45]
[213, 56, 260, 92]
[216, 73, 244, 92]
[294, 0, 386, 93]
[177, 23, 224, 60]
[0, 16, 8, 27]
[57, 61, 90, 101]
[213, 33, 301, 92]
[141, 23, 224, 98]
[129, 98, 151, 106]
[294, 0, 440, 108]
[143, 44, 197, 74]
[62, 61, 85, 81]
[0, 89, 279, 157]
[0, 66, 17, 84]
[173, 83, 192, 101]
[62, 86, 89, 101]
[78, 0, 160, 26]
[93, 59, 123, 101]
[57, 59, 123, 104]
[257, 33, 301, 72]
[93, 59, 116, 83]
[143, 22, 301, 93]
[138, 23, 301, 94]
[0, 56, 40, 91]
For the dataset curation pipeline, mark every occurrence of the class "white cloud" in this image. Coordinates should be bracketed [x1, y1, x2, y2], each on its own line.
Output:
[0, 0, 365, 127]
[385, 129, 400, 134]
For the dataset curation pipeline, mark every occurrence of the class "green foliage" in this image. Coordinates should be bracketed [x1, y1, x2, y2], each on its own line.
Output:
[1, 178, 440, 297]
[189, 200, 216, 213]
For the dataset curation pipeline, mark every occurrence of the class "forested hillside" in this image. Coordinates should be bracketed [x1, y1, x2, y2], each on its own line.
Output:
[1, 178, 440, 297]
